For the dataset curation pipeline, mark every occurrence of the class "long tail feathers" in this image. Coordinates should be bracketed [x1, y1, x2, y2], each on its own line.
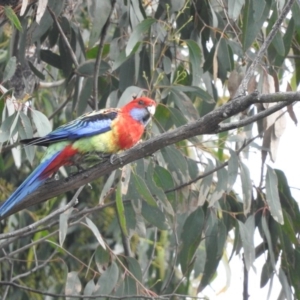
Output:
[0, 151, 63, 217]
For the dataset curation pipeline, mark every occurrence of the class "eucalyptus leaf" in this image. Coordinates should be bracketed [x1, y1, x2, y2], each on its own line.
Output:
[266, 165, 284, 224]
[125, 18, 156, 56]
[65, 271, 81, 298]
[94, 261, 119, 297]
[31, 109, 52, 137]
[3, 56, 17, 82]
[239, 161, 252, 215]
[86, 217, 106, 249]
[227, 149, 239, 192]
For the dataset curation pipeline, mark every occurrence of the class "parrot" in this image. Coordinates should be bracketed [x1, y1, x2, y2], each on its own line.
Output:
[0, 97, 156, 217]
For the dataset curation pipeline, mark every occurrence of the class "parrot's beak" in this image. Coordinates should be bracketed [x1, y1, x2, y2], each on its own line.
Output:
[147, 105, 156, 116]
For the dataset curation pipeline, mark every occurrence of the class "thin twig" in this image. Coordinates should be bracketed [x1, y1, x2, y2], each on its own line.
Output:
[217, 100, 293, 133]
[39, 79, 66, 88]
[0, 199, 131, 249]
[11, 250, 57, 281]
[2, 249, 13, 300]
[48, 93, 72, 120]
[0, 186, 84, 241]
[47, 6, 79, 68]
[45, 240, 100, 275]
[0, 231, 57, 262]
[0, 281, 168, 300]
[93, 0, 116, 110]
[165, 136, 259, 194]
[142, 227, 157, 279]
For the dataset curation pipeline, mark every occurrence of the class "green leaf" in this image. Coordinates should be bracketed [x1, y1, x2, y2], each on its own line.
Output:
[124, 202, 137, 232]
[274, 18, 294, 67]
[59, 35, 73, 78]
[125, 257, 143, 281]
[59, 208, 73, 246]
[141, 200, 168, 230]
[228, 0, 245, 20]
[4, 6, 22, 31]
[186, 40, 203, 86]
[198, 159, 214, 205]
[170, 85, 214, 103]
[88, 1, 112, 48]
[31, 109, 52, 137]
[209, 162, 228, 206]
[278, 268, 293, 300]
[86, 217, 106, 249]
[32, 0, 65, 43]
[198, 215, 226, 292]
[77, 77, 93, 116]
[261, 215, 276, 268]
[95, 247, 110, 273]
[242, 0, 271, 50]
[239, 161, 252, 215]
[146, 163, 174, 216]
[115, 275, 137, 296]
[40, 49, 62, 69]
[116, 181, 128, 236]
[99, 170, 116, 204]
[65, 271, 81, 298]
[0, 113, 17, 143]
[18, 113, 34, 163]
[154, 104, 173, 131]
[179, 207, 204, 273]
[227, 149, 239, 192]
[84, 280, 96, 296]
[27, 60, 45, 80]
[161, 145, 188, 183]
[3, 56, 16, 82]
[168, 106, 188, 127]
[132, 172, 157, 206]
[94, 261, 119, 296]
[170, 90, 199, 121]
[125, 18, 156, 56]
[153, 165, 174, 191]
[268, 6, 285, 57]
[266, 165, 284, 224]
[118, 86, 144, 107]
[76, 59, 110, 77]
[194, 245, 206, 278]
[260, 260, 273, 288]
[238, 216, 255, 271]
[19, 112, 33, 139]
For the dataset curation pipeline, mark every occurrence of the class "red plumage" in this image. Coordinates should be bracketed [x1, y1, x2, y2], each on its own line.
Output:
[40, 145, 79, 179]
[115, 97, 156, 150]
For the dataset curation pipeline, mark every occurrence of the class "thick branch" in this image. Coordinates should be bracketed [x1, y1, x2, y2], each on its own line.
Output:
[1, 91, 300, 218]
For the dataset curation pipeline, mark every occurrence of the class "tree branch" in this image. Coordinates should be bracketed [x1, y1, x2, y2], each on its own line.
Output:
[0, 187, 83, 240]
[1, 91, 299, 218]
[47, 6, 79, 68]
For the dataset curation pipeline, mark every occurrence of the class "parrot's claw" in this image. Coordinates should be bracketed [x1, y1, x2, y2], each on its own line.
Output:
[110, 154, 123, 165]
[75, 164, 85, 172]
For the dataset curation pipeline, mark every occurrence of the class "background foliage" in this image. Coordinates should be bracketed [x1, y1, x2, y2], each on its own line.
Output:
[0, 0, 300, 299]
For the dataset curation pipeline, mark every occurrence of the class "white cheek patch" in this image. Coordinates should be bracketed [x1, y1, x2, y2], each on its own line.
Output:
[147, 105, 156, 116]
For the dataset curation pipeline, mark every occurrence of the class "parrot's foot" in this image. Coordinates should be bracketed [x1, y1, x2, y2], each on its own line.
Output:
[109, 154, 123, 165]
[74, 164, 85, 172]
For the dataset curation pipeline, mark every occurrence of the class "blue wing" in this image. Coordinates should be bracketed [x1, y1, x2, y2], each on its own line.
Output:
[21, 109, 119, 146]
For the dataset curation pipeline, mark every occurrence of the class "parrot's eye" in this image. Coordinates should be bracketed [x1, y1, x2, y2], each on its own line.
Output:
[138, 100, 145, 106]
